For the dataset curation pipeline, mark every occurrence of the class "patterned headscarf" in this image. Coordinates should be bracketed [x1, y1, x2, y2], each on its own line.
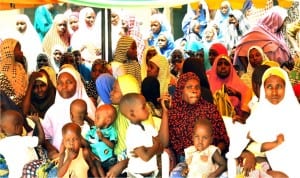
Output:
[0, 38, 28, 104]
[42, 14, 70, 57]
[113, 35, 134, 63]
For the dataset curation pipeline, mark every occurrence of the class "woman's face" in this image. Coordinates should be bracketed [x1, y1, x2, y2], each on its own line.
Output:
[127, 41, 137, 60]
[69, 15, 79, 32]
[182, 79, 201, 104]
[264, 75, 285, 105]
[249, 48, 263, 68]
[216, 58, 231, 79]
[85, 11, 95, 27]
[111, 13, 120, 26]
[150, 20, 161, 34]
[147, 61, 159, 78]
[56, 20, 67, 35]
[57, 72, 77, 99]
[157, 35, 167, 49]
[110, 81, 122, 104]
[33, 77, 48, 99]
[16, 20, 27, 33]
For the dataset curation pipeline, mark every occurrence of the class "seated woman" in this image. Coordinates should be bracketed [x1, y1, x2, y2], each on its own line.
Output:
[207, 54, 252, 123]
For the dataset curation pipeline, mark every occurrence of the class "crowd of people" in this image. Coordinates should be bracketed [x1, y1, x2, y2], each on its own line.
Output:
[1, 0, 300, 177]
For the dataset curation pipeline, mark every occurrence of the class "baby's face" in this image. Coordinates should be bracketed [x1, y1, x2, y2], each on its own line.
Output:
[70, 106, 87, 126]
[193, 125, 212, 152]
[63, 130, 81, 153]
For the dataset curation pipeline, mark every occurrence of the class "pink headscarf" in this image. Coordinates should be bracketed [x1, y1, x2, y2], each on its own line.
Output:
[233, 6, 291, 66]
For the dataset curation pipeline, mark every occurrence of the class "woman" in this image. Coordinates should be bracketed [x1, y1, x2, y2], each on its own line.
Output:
[245, 67, 300, 177]
[42, 14, 70, 58]
[8, 14, 43, 75]
[0, 38, 28, 107]
[42, 65, 96, 159]
[233, 6, 293, 72]
[95, 73, 115, 107]
[208, 54, 252, 121]
[163, 72, 229, 163]
[22, 66, 56, 119]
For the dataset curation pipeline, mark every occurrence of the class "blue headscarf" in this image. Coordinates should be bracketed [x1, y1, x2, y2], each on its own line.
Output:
[184, 40, 211, 70]
[95, 73, 115, 104]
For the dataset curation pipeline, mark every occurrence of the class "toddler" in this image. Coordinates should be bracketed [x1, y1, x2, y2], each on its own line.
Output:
[70, 99, 93, 137]
[182, 119, 227, 177]
[85, 104, 117, 172]
[57, 122, 99, 177]
[119, 93, 163, 177]
[0, 110, 44, 178]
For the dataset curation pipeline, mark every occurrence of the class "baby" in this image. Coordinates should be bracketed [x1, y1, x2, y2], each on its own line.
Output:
[85, 104, 117, 172]
[182, 119, 227, 177]
[70, 99, 93, 137]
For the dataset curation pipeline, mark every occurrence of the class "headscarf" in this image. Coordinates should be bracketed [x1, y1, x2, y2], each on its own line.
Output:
[113, 35, 134, 63]
[184, 40, 211, 70]
[0, 38, 28, 105]
[95, 73, 115, 104]
[247, 46, 280, 68]
[113, 36, 141, 84]
[209, 42, 228, 56]
[148, 13, 172, 47]
[42, 14, 70, 57]
[168, 72, 229, 157]
[157, 32, 175, 59]
[246, 67, 300, 177]
[234, 6, 292, 67]
[140, 46, 158, 80]
[30, 68, 56, 118]
[149, 54, 171, 95]
[42, 66, 95, 150]
[8, 14, 42, 75]
[34, 5, 53, 41]
[71, 7, 101, 62]
[39, 65, 57, 88]
[208, 54, 252, 112]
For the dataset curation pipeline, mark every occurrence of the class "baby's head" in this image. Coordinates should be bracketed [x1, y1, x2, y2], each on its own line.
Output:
[193, 119, 213, 152]
[62, 122, 82, 153]
[94, 104, 117, 129]
[70, 99, 87, 126]
[0, 110, 23, 136]
[119, 93, 149, 124]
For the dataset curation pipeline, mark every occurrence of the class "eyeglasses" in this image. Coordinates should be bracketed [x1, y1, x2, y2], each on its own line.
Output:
[158, 39, 166, 42]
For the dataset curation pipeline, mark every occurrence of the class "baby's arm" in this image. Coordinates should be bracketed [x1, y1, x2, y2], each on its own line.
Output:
[131, 136, 163, 161]
[82, 148, 101, 177]
[28, 113, 45, 145]
[261, 134, 284, 152]
[57, 145, 76, 177]
[97, 129, 115, 149]
[208, 149, 227, 178]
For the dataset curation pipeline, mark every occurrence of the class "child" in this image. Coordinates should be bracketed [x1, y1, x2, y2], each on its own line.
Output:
[119, 93, 163, 177]
[57, 123, 100, 178]
[70, 99, 93, 137]
[0, 110, 44, 178]
[85, 104, 117, 173]
[182, 119, 227, 178]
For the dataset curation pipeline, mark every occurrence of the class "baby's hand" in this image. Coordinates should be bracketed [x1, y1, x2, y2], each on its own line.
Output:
[96, 129, 103, 140]
[28, 113, 40, 123]
[66, 148, 77, 160]
[276, 134, 284, 145]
